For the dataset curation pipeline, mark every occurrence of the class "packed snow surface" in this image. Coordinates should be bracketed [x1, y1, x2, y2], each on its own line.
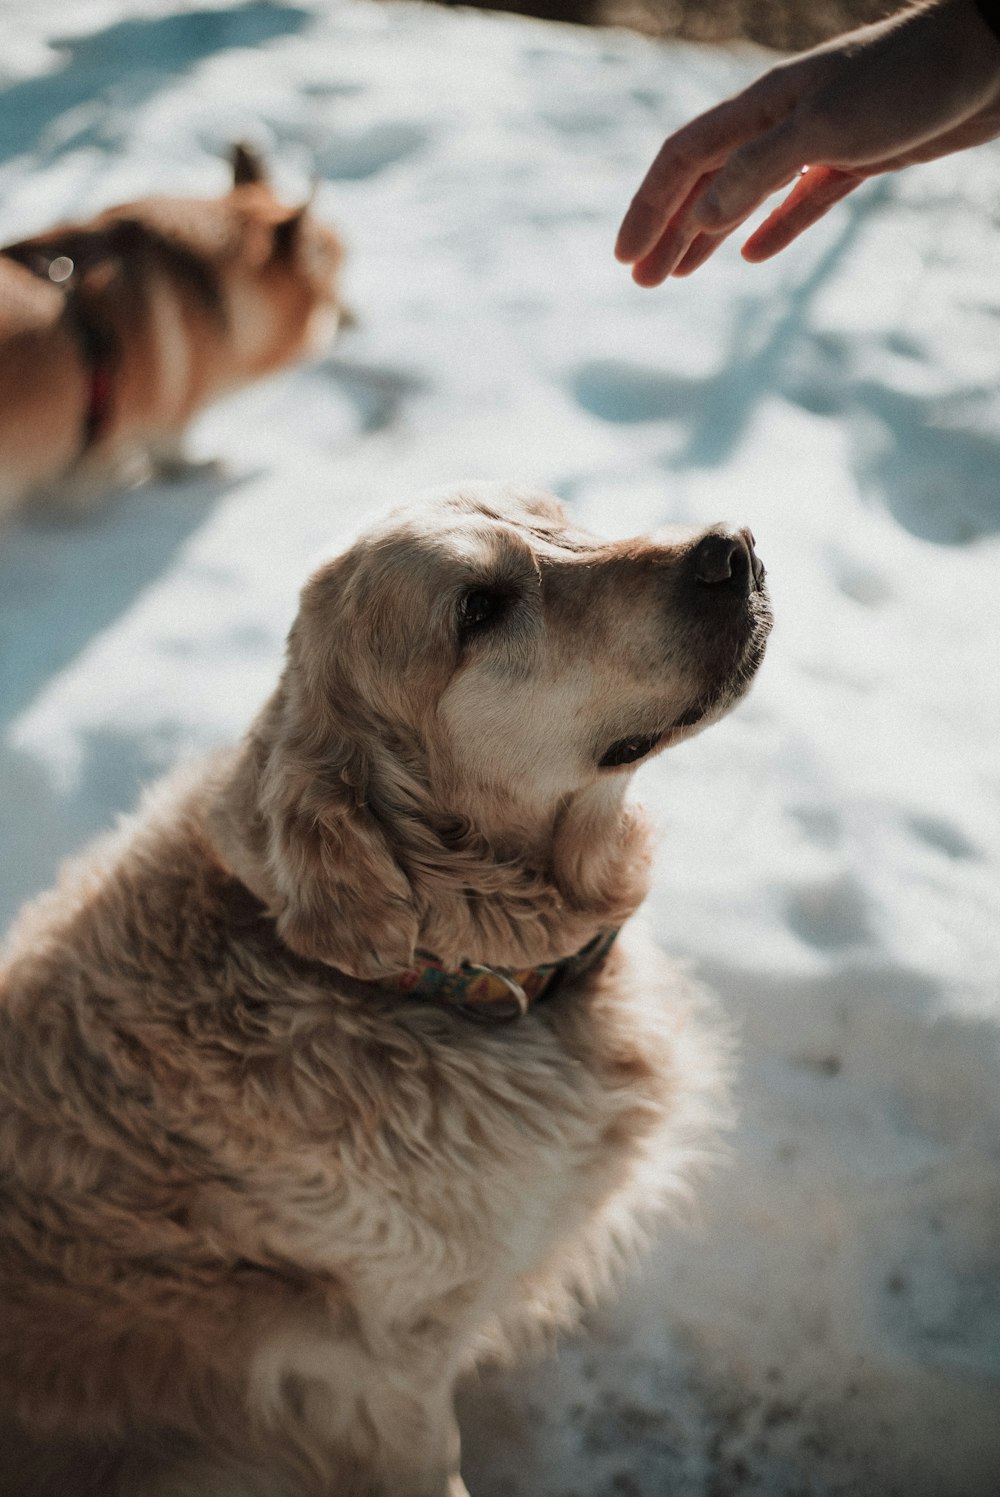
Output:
[1, 2, 999, 1492]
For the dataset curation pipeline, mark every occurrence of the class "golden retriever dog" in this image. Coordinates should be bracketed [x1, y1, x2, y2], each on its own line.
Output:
[0, 145, 345, 519]
[0, 483, 772, 1496]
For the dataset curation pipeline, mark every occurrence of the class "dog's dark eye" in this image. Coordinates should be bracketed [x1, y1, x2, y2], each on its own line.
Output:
[598, 734, 661, 769]
[457, 588, 507, 634]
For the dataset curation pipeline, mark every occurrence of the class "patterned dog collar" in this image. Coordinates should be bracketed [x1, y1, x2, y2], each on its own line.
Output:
[388, 928, 619, 1024]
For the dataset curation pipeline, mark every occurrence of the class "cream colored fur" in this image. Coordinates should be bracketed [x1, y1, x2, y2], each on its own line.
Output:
[0, 145, 345, 519]
[0, 483, 772, 1496]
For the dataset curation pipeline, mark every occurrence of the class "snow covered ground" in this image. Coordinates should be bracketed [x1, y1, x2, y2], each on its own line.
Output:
[2, 1, 999, 1492]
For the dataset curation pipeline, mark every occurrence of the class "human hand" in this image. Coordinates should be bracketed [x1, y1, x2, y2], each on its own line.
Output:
[615, 0, 1000, 284]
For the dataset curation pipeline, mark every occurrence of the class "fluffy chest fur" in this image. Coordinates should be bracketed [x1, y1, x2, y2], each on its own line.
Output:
[0, 791, 716, 1355]
[0, 802, 724, 1497]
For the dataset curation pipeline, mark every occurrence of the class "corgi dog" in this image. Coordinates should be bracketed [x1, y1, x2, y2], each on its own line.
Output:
[0, 145, 346, 518]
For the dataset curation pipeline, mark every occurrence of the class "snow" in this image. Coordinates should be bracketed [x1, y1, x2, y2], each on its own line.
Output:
[1, 1, 999, 1491]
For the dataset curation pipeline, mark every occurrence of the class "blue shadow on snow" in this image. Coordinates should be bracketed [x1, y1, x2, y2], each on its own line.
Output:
[0, 4, 311, 166]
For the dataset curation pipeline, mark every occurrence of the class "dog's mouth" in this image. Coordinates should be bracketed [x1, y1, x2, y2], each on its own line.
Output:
[597, 733, 665, 770]
[597, 704, 706, 770]
[596, 698, 712, 770]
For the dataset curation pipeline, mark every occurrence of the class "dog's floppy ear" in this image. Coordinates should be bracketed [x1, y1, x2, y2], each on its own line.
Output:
[210, 681, 420, 981]
[232, 141, 269, 188]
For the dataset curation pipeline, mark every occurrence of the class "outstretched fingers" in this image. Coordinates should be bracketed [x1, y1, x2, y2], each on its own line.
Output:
[630, 150, 808, 284]
[619, 93, 833, 282]
[615, 81, 790, 266]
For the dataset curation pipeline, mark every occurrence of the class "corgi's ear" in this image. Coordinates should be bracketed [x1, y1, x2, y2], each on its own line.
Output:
[271, 205, 309, 261]
[232, 142, 269, 188]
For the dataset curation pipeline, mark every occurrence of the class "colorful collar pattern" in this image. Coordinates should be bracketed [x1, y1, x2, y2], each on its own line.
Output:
[386, 927, 620, 1024]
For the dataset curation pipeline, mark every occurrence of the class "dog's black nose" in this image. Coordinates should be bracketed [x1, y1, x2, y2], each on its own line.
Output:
[691, 528, 763, 589]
